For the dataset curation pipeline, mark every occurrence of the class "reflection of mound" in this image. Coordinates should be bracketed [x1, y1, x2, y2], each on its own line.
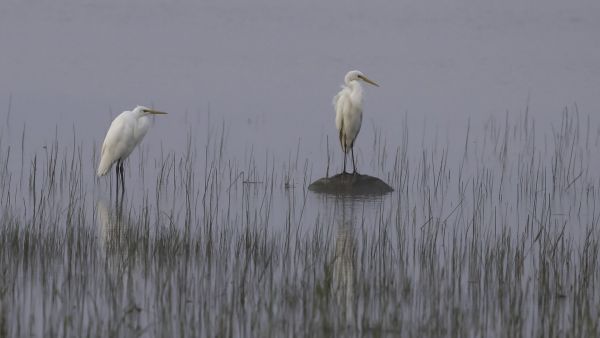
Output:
[308, 173, 393, 195]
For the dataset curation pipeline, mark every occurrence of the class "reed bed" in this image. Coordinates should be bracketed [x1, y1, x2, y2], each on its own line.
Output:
[1, 107, 599, 337]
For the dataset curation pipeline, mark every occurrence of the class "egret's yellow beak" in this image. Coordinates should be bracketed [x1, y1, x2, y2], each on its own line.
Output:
[358, 74, 379, 87]
[145, 109, 167, 115]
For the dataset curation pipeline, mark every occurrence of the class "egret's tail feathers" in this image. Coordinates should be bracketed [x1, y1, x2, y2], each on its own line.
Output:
[97, 158, 114, 177]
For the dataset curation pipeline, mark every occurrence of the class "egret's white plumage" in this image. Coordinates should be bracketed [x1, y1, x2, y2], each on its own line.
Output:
[97, 105, 166, 190]
[333, 70, 379, 173]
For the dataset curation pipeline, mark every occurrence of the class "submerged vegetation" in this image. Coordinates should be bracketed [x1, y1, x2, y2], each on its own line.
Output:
[1, 108, 599, 337]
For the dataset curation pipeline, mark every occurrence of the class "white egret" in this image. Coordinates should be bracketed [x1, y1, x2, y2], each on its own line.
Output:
[97, 105, 167, 192]
[333, 70, 379, 174]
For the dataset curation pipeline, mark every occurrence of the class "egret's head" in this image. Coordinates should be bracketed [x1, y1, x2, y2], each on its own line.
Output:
[134, 105, 167, 116]
[344, 70, 379, 87]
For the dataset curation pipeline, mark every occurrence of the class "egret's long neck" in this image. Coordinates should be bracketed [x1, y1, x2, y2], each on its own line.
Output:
[347, 80, 363, 105]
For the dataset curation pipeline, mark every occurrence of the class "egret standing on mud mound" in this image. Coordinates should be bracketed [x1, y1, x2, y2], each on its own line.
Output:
[97, 105, 167, 193]
[333, 70, 379, 174]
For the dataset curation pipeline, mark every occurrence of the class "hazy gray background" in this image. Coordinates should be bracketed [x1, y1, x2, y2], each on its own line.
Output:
[1, 0, 599, 164]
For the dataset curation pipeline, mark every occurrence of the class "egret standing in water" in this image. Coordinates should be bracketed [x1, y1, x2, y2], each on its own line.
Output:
[97, 105, 167, 193]
[333, 70, 379, 174]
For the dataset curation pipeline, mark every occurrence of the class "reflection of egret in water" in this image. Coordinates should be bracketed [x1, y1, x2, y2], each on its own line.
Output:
[95, 199, 142, 335]
[329, 195, 371, 328]
[326, 194, 385, 330]
[96, 199, 127, 256]
[332, 215, 356, 324]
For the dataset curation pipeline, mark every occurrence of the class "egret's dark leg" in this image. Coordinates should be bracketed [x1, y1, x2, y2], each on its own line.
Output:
[342, 136, 349, 174]
[115, 161, 120, 197]
[351, 147, 357, 175]
[340, 125, 347, 175]
[119, 162, 125, 194]
[117, 189, 124, 218]
[114, 162, 124, 216]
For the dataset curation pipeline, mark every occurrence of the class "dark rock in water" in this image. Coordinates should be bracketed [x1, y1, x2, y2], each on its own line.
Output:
[308, 172, 393, 196]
